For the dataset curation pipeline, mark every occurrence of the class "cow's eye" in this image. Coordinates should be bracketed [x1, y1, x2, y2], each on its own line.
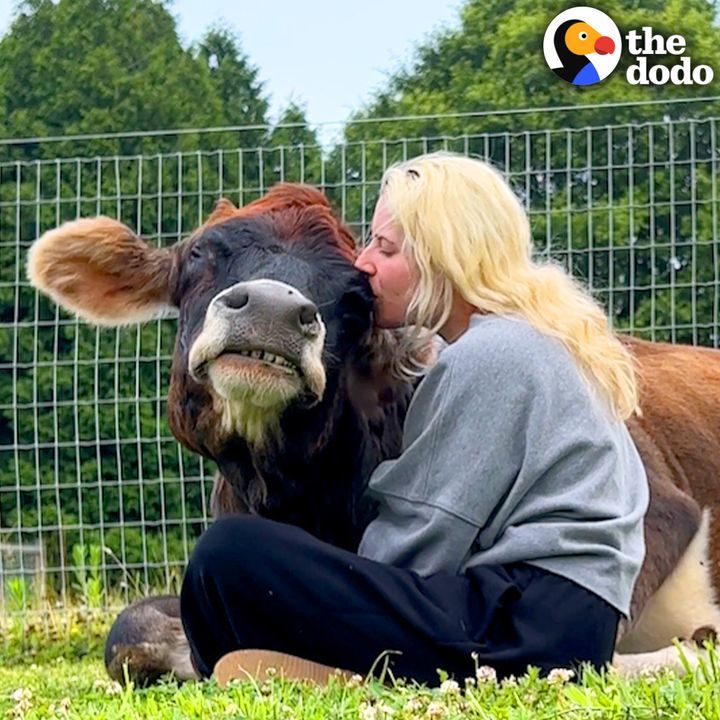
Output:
[189, 245, 204, 261]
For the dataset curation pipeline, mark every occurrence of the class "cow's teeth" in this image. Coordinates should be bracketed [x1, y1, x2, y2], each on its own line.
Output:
[227, 349, 297, 371]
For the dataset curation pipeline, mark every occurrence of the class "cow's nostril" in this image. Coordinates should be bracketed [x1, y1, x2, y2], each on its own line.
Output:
[298, 302, 319, 327]
[221, 290, 250, 310]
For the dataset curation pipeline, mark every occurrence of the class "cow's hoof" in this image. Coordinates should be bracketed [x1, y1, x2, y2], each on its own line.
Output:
[104, 596, 199, 687]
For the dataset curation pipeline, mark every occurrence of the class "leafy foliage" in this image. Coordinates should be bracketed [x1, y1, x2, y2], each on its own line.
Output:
[346, 0, 720, 137]
[0, 641, 719, 719]
[0, 0, 322, 600]
[338, 0, 720, 344]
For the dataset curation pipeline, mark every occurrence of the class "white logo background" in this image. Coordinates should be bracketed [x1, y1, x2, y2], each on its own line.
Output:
[543, 7, 622, 81]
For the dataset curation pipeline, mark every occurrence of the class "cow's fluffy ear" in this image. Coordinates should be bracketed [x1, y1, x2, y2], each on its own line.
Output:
[27, 216, 176, 326]
[204, 197, 239, 228]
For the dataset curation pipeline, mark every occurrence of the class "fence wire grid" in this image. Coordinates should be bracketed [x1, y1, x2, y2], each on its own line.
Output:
[2, 101, 720, 614]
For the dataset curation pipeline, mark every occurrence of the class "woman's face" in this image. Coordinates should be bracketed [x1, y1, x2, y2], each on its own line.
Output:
[355, 195, 418, 328]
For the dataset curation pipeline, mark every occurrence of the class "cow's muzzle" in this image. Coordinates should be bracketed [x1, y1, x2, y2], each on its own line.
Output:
[188, 279, 327, 405]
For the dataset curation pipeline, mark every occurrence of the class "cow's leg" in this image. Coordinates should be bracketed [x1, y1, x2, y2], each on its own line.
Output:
[616, 436, 713, 649]
[104, 474, 244, 688]
[619, 506, 720, 653]
[104, 595, 199, 686]
[612, 640, 709, 678]
[615, 487, 717, 679]
[619, 426, 704, 631]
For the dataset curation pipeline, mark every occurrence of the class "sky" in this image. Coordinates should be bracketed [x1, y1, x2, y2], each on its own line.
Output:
[0, 0, 462, 141]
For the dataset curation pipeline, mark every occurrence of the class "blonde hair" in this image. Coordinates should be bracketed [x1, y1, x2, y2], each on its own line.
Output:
[381, 151, 639, 421]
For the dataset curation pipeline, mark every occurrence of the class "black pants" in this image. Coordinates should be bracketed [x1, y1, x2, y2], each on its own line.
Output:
[180, 516, 619, 685]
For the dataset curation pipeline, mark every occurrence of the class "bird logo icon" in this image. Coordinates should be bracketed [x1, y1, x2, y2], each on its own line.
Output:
[543, 7, 621, 86]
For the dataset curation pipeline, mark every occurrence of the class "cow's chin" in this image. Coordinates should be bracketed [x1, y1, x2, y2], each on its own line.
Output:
[205, 353, 326, 447]
[208, 353, 304, 407]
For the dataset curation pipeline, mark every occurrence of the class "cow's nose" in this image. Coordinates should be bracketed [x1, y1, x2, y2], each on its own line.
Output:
[297, 301, 319, 327]
[214, 280, 320, 333]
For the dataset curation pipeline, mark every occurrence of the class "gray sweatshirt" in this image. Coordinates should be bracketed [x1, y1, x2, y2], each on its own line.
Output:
[358, 313, 649, 615]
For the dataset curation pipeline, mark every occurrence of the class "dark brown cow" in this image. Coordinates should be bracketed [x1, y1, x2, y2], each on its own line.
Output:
[28, 184, 416, 684]
[27, 183, 720, 683]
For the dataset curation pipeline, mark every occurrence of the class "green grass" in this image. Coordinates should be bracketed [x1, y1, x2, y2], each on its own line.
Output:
[1, 612, 719, 719]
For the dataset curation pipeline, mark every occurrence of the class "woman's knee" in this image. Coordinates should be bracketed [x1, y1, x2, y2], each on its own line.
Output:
[185, 515, 294, 580]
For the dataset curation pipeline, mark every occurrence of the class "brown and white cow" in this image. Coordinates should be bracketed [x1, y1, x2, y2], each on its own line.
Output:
[27, 183, 720, 684]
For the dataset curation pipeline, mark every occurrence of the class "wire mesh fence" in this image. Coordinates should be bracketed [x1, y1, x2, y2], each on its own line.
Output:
[1, 100, 719, 614]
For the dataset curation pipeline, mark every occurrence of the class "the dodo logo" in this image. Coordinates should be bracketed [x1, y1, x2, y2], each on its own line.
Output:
[543, 7, 621, 86]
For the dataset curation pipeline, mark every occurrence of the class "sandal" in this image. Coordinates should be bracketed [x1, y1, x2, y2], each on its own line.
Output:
[214, 649, 355, 687]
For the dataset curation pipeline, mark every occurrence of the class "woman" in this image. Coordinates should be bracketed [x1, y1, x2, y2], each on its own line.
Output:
[180, 152, 649, 686]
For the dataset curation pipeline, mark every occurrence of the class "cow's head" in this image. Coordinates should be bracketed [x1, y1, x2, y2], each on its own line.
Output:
[27, 184, 396, 464]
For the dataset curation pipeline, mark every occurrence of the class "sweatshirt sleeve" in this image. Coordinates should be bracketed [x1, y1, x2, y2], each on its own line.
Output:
[357, 326, 538, 576]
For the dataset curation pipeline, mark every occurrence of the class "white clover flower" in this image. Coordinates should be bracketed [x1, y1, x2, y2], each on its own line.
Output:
[53, 697, 71, 718]
[92, 679, 122, 695]
[501, 674, 518, 687]
[476, 665, 497, 683]
[547, 667, 575, 685]
[425, 700, 447, 719]
[439, 679, 460, 695]
[10, 689, 32, 703]
[359, 701, 379, 720]
[378, 702, 395, 717]
[345, 673, 365, 688]
[9, 695, 32, 719]
[403, 697, 424, 713]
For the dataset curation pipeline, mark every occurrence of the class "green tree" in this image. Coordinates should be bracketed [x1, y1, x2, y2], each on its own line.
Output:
[0, 0, 273, 599]
[331, 0, 720, 344]
[346, 0, 720, 138]
[1, 0, 214, 158]
[195, 25, 268, 131]
[259, 101, 325, 201]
